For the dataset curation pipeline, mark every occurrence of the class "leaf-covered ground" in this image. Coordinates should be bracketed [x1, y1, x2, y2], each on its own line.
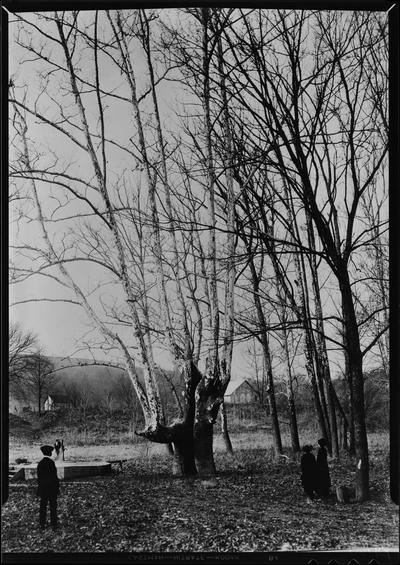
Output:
[2, 446, 398, 553]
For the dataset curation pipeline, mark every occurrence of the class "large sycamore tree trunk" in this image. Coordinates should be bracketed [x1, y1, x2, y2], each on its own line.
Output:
[113, 8, 236, 477]
[136, 8, 236, 476]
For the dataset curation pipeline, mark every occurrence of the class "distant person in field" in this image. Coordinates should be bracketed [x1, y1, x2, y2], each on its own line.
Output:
[316, 437, 331, 499]
[37, 445, 60, 531]
[54, 439, 65, 461]
[300, 445, 317, 503]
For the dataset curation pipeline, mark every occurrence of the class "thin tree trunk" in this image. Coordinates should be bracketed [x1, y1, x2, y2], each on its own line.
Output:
[304, 336, 330, 443]
[220, 401, 234, 454]
[284, 182, 331, 447]
[245, 243, 283, 455]
[341, 416, 348, 451]
[234, 201, 283, 455]
[343, 335, 356, 455]
[282, 325, 300, 452]
[287, 382, 300, 453]
[305, 212, 339, 457]
[263, 347, 283, 456]
[330, 383, 349, 452]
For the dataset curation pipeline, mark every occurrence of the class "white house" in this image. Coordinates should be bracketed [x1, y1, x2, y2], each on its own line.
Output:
[44, 395, 54, 411]
[44, 394, 71, 411]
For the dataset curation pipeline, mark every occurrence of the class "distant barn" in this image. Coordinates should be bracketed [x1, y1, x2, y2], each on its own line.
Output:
[224, 379, 257, 405]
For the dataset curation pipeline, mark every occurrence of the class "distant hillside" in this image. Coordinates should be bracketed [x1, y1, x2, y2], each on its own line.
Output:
[50, 356, 131, 387]
[46, 357, 140, 406]
[47, 357, 183, 413]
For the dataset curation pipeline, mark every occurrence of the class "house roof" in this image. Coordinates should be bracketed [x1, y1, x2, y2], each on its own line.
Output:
[47, 394, 70, 403]
[224, 378, 253, 396]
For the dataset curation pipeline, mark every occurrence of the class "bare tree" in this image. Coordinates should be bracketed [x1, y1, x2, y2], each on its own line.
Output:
[206, 8, 387, 501]
[76, 381, 92, 443]
[102, 391, 114, 443]
[9, 9, 236, 477]
[9, 9, 388, 499]
[9, 322, 37, 387]
[234, 226, 283, 456]
[16, 348, 55, 415]
[275, 305, 300, 453]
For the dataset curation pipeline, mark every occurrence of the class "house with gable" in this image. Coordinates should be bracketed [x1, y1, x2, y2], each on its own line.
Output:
[44, 393, 71, 411]
[224, 378, 258, 405]
[224, 377, 271, 423]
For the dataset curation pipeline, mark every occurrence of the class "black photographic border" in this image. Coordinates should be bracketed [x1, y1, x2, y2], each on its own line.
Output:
[1, 1, 398, 563]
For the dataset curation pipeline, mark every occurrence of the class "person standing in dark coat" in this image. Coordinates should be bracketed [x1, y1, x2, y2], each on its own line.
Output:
[300, 445, 317, 503]
[37, 445, 60, 530]
[316, 437, 331, 498]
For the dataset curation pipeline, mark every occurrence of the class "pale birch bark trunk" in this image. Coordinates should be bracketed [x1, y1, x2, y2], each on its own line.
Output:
[108, 12, 200, 471]
[218, 57, 236, 390]
[13, 100, 154, 426]
[14, 10, 241, 478]
[192, 7, 221, 477]
[109, 12, 180, 359]
[216, 12, 236, 411]
[139, 10, 192, 355]
[55, 13, 163, 432]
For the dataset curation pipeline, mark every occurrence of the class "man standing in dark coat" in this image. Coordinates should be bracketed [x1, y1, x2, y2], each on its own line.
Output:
[300, 445, 317, 503]
[37, 445, 60, 530]
[316, 437, 331, 498]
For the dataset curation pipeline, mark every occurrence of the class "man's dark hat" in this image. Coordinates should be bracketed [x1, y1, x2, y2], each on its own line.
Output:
[318, 438, 328, 447]
[40, 445, 54, 456]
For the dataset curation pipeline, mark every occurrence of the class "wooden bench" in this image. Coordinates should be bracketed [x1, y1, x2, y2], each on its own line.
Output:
[107, 459, 127, 472]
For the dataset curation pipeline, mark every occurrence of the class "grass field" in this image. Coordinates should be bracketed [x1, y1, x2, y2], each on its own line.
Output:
[2, 427, 398, 554]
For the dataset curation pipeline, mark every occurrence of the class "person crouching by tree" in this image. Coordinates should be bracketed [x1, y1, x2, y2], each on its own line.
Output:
[37, 445, 60, 531]
[316, 438, 331, 499]
[300, 445, 317, 504]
